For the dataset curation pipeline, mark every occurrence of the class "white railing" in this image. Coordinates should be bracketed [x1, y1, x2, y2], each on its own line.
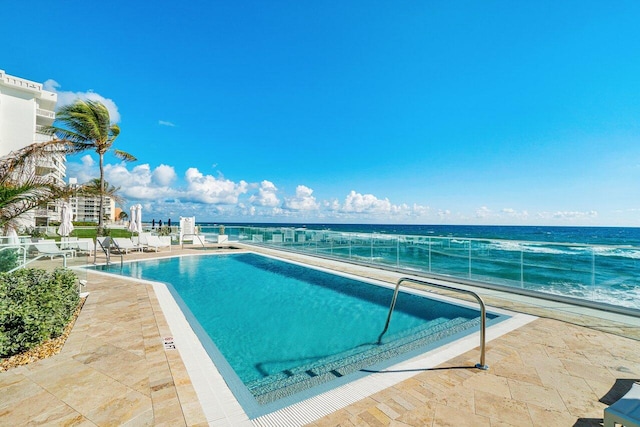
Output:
[36, 108, 55, 119]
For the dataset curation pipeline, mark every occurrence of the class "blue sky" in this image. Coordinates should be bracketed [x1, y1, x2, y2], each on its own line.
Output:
[3, 1, 640, 225]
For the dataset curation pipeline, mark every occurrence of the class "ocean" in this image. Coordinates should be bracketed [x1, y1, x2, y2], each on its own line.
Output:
[198, 223, 640, 311]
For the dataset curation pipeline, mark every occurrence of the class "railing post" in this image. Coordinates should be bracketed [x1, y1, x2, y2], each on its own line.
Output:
[468, 240, 472, 278]
[520, 249, 524, 288]
[429, 237, 432, 272]
[591, 247, 596, 296]
[370, 236, 373, 262]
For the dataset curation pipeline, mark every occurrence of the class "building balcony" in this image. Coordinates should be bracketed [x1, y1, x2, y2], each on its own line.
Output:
[36, 108, 55, 120]
[1, 73, 42, 93]
[35, 125, 52, 135]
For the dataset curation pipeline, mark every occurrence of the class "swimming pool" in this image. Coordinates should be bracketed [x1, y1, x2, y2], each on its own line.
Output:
[94, 253, 508, 418]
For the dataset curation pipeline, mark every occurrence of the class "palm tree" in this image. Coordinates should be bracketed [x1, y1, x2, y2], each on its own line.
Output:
[46, 99, 136, 235]
[0, 141, 72, 234]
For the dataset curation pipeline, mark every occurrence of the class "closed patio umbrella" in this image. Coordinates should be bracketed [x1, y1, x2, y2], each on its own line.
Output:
[136, 204, 143, 234]
[57, 203, 74, 237]
[7, 226, 19, 245]
[128, 205, 138, 233]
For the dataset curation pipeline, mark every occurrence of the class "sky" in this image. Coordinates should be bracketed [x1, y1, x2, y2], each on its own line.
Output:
[2, 1, 640, 226]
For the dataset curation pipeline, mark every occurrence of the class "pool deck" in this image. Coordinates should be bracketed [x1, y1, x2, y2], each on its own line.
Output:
[1, 245, 639, 426]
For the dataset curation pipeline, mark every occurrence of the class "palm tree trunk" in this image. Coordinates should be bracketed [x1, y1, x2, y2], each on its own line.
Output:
[98, 154, 105, 235]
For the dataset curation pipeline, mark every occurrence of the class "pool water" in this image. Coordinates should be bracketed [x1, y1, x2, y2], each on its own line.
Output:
[95, 253, 502, 410]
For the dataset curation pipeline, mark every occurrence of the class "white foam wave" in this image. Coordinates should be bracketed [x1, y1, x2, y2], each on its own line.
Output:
[485, 241, 568, 255]
[482, 241, 640, 260]
[531, 281, 640, 310]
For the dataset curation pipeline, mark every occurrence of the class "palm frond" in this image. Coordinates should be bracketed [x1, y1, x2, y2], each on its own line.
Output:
[0, 140, 72, 183]
[113, 149, 137, 162]
[0, 178, 71, 229]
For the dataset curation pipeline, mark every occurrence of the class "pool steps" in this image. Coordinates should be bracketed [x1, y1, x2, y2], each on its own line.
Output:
[248, 316, 479, 404]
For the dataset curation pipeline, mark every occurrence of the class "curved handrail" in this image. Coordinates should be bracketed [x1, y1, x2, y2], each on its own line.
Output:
[95, 237, 123, 267]
[180, 233, 206, 249]
[378, 276, 489, 370]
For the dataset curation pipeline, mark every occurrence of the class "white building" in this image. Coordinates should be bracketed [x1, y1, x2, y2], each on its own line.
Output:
[0, 69, 62, 227]
[68, 178, 116, 223]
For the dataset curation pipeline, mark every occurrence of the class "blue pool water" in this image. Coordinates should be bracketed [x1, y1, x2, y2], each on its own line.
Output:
[94, 253, 504, 412]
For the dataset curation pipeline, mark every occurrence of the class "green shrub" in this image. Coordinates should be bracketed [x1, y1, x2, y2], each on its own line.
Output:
[0, 268, 79, 357]
[157, 226, 171, 236]
[0, 249, 18, 273]
[24, 226, 47, 239]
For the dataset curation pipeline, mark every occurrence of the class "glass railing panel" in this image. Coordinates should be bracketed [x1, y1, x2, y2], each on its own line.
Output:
[397, 236, 433, 273]
[237, 226, 640, 312]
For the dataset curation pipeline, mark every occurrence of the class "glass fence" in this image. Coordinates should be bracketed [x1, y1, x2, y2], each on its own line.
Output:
[198, 226, 640, 312]
[5, 226, 638, 313]
[0, 237, 90, 285]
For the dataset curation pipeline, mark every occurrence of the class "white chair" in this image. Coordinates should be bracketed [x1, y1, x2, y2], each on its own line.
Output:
[604, 383, 640, 427]
[34, 241, 75, 260]
[144, 235, 172, 252]
[74, 238, 96, 256]
[136, 232, 152, 248]
[111, 238, 142, 254]
[60, 237, 78, 250]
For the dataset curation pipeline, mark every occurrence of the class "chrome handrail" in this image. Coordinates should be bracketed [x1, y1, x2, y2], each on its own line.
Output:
[180, 233, 206, 249]
[95, 237, 123, 267]
[378, 276, 489, 370]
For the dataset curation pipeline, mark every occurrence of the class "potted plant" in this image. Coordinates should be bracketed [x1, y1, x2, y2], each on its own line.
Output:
[217, 224, 228, 244]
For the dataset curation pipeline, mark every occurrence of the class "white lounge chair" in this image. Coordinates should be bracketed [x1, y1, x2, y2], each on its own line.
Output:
[74, 238, 96, 256]
[111, 238, 141, 254]
[143, 235, 171, 252]
[34, 241, 75, 260]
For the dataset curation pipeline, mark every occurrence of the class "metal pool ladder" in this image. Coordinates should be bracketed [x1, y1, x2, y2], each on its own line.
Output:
[378, 277, 489, 370]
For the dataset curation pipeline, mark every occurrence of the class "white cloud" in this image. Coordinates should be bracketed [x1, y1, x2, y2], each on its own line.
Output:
[106, 164, 152, 187]
[102, 163, 179, 201]
[324, 199, 341, 211]
[65, 154, 96, 184]
[249, 180, 280, 207]
[342, 190, 392, 214]
[159, 120, 176, 127]
[44, 79, 121, 123]
[551, 210, 598, 219]
[184, 168, 248, 204]
[283, 185, 320, 211]
[152, 164, 177, 187]
[475, 206, 491, 218]
[61, 156, 612, 225]
[438, 209, 452, 219]
[501, 208, 529, 219]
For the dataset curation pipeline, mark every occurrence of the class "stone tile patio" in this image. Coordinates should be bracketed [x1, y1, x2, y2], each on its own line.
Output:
[1, 246, 638, 426]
